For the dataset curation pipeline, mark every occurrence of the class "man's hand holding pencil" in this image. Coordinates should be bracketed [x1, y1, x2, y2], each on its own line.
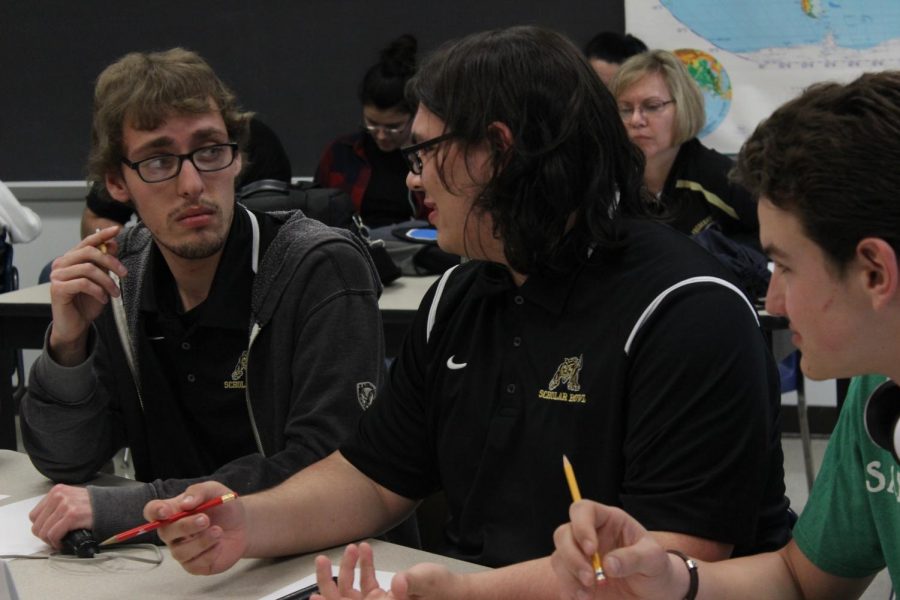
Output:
[145, 481, 248, 576]
[47, 225, 126, 367]
[551, 500, 689, 600]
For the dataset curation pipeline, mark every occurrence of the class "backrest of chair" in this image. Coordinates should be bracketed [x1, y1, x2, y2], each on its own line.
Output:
[0, 228, 17, 294]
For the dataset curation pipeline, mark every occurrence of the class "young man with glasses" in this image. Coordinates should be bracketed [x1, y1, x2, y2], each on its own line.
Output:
[148, 27, 789, 600]
[20, 48, 386, 551]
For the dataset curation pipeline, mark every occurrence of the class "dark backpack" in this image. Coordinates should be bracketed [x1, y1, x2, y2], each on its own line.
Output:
[238, 180, 355, 230]
[239, 180, 401, 284]
[692, 226, 770, 301]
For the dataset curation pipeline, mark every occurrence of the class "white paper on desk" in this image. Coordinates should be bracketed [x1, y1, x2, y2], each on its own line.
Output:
[0, 495, 8, 501]
[259, 566, 395, 600]
[0, 496, 51, 558]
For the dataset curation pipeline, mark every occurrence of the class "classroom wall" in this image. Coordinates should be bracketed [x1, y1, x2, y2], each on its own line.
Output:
[15, 199, 81, 288]
[5, 0, 624, 287]
[5, 1, 624, 385]
[0, 1, 623, 182]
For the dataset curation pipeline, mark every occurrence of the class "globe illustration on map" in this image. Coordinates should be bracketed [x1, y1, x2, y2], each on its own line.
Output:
[673, 49, 732, 137]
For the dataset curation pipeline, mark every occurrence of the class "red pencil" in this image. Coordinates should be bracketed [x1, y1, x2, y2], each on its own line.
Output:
[99, 492, 238, 546]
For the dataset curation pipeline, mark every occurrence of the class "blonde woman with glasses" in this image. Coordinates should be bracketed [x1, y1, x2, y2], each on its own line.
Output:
[611, 50, 759, 246]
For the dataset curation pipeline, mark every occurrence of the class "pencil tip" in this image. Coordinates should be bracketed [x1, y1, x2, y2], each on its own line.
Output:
[98, 537, 116, 547]
[562, 454, 570, 466]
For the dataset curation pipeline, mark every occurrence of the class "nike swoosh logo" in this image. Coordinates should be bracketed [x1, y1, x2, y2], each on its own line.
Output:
[446, 355, 468, 370]
[148, 336, 165, 341]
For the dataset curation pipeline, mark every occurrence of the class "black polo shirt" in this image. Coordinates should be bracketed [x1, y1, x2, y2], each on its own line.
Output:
[342, 218, 789, 567]
[141, 208, 271, 474]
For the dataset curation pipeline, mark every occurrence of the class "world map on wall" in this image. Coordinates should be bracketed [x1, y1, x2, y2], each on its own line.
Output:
[629, 0, 900, 152]
[673, 49, 732, 138]
[662, 0, 900, 54]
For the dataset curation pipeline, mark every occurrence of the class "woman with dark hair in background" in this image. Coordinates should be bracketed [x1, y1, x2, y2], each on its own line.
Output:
[314, 34, 425, 228]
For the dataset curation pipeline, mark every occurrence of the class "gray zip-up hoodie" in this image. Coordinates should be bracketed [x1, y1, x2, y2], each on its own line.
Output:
[21, 207, 384, 542]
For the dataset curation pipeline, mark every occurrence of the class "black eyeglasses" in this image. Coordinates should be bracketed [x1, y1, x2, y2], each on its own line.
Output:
[121, 143, 239, 183]
[401, 133, 454, 175]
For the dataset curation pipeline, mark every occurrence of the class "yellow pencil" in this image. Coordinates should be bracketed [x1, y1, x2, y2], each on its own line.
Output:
[562, 454, 605, 580]
[95, 228, 107, 255]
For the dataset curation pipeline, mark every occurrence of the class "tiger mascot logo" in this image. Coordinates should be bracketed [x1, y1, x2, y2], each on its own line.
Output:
[548, 354, 583, 392]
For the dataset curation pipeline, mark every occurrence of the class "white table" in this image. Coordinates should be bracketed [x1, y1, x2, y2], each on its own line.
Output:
[0, 449, 485, 599]
[380, 275, 438, 356]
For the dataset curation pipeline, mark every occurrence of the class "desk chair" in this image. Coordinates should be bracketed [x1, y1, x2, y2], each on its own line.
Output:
[781, 352, 816, 491]
[38, 260, 53, 285]
[0, 228, 26, 405]
[760, 309, 816, 491]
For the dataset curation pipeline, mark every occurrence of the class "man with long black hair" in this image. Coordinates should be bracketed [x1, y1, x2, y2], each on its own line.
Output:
[149, 27, 788, 600]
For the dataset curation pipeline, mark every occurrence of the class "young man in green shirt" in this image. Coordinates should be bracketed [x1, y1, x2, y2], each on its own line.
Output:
[552, 71, 900, 599]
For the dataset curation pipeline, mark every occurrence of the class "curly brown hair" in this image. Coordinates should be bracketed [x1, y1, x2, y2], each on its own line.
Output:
[87, 47, 252, 185]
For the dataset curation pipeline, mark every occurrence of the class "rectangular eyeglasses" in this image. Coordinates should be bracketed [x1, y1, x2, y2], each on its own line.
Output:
[401, 133, 454, 175]
[121, 143, 239, 183]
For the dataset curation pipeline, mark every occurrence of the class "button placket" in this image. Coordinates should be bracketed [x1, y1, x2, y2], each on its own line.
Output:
[498, 292, 525, 414]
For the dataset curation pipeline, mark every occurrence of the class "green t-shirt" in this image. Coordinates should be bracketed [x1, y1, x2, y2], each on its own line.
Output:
[794, 374, 900, 586]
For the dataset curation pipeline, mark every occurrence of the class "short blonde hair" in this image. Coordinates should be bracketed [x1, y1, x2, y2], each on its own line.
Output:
[610, 50, 704, 146]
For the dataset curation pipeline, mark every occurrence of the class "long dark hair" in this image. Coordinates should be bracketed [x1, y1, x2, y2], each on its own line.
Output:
[359, 34, 417, 114]
[407, 26, 647, 275]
